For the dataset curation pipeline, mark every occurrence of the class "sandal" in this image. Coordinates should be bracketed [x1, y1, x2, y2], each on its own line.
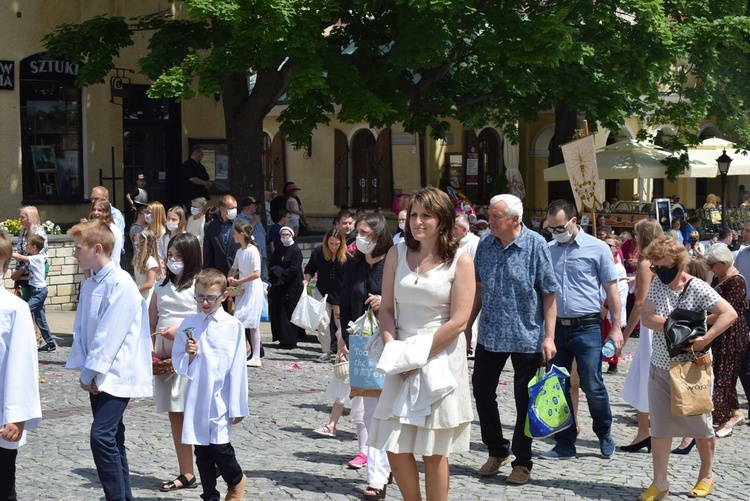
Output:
[363, 484, 387, 500]
[313, 425, 337, 437]
[161, 474, 197, 491]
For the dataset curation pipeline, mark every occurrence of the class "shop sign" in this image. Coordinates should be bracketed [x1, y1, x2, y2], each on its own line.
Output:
[0, 60, 13, 90]
[20, 53, 80, 83]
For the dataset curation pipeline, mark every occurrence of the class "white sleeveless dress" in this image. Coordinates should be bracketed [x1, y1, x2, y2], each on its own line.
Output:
[368, 243, 473, 457]
[232, 245, 264, 329]
[153, 280, 196, 413]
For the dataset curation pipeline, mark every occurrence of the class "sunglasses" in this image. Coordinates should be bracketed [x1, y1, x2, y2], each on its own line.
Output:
[549, 218, 572, 234]
[194, 294, 223, 303]
[649, 265, 675, 274]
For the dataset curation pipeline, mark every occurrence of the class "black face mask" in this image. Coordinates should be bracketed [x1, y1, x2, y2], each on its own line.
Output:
[655, 266, 680, 285]
[691, 238, 698, 243]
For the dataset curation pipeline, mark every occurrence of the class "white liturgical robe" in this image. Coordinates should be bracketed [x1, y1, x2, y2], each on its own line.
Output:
[66, 261, 153, 398]
[173, 307, 248, 445]
[0, 288, 42, 449]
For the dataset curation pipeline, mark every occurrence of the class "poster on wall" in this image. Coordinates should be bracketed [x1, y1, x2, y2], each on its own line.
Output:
[448, 154, 463, 189]
[466, 147, 479, 185]
[188, 138, 230, 193]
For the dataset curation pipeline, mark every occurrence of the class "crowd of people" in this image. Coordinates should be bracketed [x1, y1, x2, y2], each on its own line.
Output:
[2, 179, 750, 501]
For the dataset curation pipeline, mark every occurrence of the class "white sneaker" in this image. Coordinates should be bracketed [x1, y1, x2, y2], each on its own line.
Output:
[317, 353, 331, 362]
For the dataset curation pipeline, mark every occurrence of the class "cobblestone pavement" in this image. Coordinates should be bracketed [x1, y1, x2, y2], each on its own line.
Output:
[17, 313, 750, 500]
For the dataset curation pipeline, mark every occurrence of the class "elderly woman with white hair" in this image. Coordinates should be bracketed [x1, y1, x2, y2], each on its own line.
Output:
[704, 244, 749, 437]
[186, 197, 207, 249]
[453, 213, 480, 258]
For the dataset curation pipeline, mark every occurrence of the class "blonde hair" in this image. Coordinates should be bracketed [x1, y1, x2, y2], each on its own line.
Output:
[67, 219, 115, 255]
[166, 205, 187, 235]
[147, 201, 167, 236]
[132, 230, 159, 274]
[20, 206, 42, 233]
[0, 233, 11, 272]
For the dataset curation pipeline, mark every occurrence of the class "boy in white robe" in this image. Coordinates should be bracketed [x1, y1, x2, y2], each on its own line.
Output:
[173, 268, 249, 501]
[0, 232, 42, 499]
[65, 220, 153, 501]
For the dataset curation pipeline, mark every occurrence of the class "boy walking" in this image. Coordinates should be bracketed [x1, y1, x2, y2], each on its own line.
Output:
[173, 268, 249, 501]
[12, 234, 55, 352]
[0, 232, 42, 500]
[65, 220, 153, 501]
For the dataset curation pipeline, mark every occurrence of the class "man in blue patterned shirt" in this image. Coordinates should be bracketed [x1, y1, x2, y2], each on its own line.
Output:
[467, 194, 558, 485]
[541, 199, 623, 461]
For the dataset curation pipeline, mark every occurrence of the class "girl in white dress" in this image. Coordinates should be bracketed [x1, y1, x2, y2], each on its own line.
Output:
[228, 221, 264, 367]
[149, 233, 201, 491]
[132, 230, 160, 305]
[147, 201, 167, 275]
[370, 187, 475, 501]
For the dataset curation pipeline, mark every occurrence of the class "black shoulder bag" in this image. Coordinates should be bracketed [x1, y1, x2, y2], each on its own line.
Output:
[663, 279, 707, 358]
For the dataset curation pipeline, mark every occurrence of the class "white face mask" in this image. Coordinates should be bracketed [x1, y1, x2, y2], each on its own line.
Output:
[144, 213, 152, 224]
[190, 207, 201, 216]
[356, 236, 376, 255]
[398, 222, 405, 231]
[281, 235, 294, 247]
[226, 208, 238, 221]
[166, 260, 184, 276]
[166, 221, 179, 232]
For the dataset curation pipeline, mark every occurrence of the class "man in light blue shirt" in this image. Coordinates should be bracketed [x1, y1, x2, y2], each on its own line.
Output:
[467, 194, 558, 484]
[542, 199, 623, 460]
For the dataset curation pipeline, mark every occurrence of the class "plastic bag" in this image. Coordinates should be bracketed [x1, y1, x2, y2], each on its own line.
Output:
[524, 365, 574, 438]
[291, 292, 329, 331]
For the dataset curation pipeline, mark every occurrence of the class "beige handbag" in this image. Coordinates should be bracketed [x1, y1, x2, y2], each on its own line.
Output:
[669, 348, 713, 416]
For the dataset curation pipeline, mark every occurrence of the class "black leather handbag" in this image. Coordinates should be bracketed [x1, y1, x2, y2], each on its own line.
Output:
[663, 279, 707, 358]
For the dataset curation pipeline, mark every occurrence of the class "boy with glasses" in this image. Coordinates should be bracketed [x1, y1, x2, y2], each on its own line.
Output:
[173, 268, 249, 501]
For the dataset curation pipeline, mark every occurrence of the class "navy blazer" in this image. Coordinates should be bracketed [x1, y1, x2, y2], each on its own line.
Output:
[203, 218, 241, 274]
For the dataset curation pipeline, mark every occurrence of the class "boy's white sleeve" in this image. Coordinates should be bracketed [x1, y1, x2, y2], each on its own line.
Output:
[227, 321, 249, 418]
[172, 318, 198, 379]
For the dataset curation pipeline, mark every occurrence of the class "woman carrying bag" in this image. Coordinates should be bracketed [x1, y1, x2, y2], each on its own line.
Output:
[639, 236, 736, 500]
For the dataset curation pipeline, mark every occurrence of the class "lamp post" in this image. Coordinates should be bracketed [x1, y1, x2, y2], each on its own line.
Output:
[717, 149, 732, 226]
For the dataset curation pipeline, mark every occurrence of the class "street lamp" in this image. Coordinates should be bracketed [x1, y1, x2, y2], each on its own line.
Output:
[717, 149, 732, 225]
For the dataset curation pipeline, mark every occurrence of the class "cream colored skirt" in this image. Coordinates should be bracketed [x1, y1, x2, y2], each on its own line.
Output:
[154, 373, 188, 413]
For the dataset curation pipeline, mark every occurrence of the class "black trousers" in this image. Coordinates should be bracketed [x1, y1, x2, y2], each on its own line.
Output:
[472, 345, 541, 469]
[0, 447, 18, 501]
[194, 443, 243, 501]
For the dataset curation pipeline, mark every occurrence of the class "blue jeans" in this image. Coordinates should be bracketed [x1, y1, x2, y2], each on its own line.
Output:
[28, 287, 53, 346]
[551, 322, 612, 452]
[89, 392, 132, 501]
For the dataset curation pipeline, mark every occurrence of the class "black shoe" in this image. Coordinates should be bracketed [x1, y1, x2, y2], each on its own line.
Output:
[607, 363, 619, 374]
[671, 439, 696, 455]
[619, 437, 651, 453]
[38, 344, 56, 352]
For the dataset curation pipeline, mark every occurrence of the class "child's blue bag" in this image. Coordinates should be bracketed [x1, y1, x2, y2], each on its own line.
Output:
[524, 365, 573, 438]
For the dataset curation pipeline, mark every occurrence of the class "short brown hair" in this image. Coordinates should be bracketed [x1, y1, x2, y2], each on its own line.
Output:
[195, 268, 227, 293]
[27, 234, 44, 251]
[67, 219, 115, 255]
[0, 233, 11, 271]
[640, 235, 688, 270]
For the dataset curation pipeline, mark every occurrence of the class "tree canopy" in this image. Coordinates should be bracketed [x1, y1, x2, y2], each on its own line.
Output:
[43, 0, 750, 197]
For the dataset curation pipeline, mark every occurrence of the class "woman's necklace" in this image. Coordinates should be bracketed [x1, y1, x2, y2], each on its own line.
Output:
[412, 250, 436, 284]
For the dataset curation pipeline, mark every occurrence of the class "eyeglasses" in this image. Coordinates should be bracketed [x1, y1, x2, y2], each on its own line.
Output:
[194, 294, 223, 303]
[549, 218, 572, 234]
[649, 265, 675, 274]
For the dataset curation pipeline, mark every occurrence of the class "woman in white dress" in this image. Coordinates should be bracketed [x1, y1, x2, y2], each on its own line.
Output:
[186, 197, 207, 250]
[159, 206, 188, 265]
[370, 186, 475, 501]
[620, 218, 662, 453]
[149, 233, 201, 491]
[228, 221, 264, 367]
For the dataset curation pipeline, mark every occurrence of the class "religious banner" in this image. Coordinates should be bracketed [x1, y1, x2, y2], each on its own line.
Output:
[560, 135, 602, 212]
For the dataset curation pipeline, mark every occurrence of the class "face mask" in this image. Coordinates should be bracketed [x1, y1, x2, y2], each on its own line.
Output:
[356, 236, 376, 255]
[166, 221, 179, 232]
[166, 260, 184, 276]
[226, 208, 237, 221]
[553, 230, 573, 244]
[398, 222, 405, 231]
[691, 237, 698, 243]
[281, 236, 294, 247]
[190, 207, 201, 216]
[655, 265, 679, 285]
[144, 214, 152, 224]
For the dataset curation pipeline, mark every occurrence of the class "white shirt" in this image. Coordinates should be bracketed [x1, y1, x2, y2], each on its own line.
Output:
[110, 222, 123, 267]
[27, 254, 47, 289]
[0, 288, 42, 449]
[186, 215, 206, 249]
[173, 307, 248, 445]
[66, 261, 153, 398]
[457, 232, 480, 259]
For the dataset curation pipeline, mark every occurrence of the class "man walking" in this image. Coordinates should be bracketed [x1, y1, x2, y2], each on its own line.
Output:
[469, 194, 558, 485]
[541, 199, 623, 460]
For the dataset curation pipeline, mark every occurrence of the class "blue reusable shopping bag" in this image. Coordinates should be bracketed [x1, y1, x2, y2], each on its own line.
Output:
[348, 310, 384, 396]
[524, 365, 574, 438]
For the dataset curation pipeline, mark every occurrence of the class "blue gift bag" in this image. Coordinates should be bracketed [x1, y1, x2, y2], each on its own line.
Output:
[260, 296, 269, 323]
[348, 334, 385, 396]
[524, 365, 573, 438]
